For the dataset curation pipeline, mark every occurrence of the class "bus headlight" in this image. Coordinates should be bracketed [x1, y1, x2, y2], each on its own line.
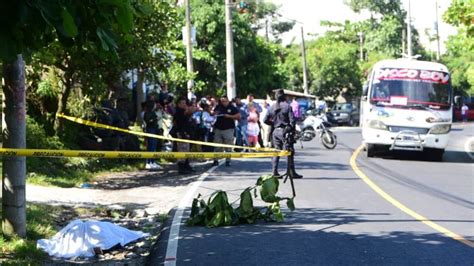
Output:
[368, 120, 388, 130]
[430, 124, 451, 134]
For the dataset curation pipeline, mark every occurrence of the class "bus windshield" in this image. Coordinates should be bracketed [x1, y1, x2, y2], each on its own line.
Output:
[370, 68, 452, 110]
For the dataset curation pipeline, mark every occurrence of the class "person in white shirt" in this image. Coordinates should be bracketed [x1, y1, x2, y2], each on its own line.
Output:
[461, 103, 469, 122]
[197, 101, 216, 152]
[259, 100, 271, 147]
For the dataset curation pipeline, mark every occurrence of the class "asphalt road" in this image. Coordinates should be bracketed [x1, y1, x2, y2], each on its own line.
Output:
[149, 123, 474, 265]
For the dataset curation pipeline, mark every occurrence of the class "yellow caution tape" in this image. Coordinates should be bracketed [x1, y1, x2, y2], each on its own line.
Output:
[57, 113, 279, 152]
[0, 148, 290, 159]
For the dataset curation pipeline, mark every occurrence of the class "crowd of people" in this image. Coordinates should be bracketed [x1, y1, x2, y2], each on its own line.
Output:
[141, 90, 295, 174]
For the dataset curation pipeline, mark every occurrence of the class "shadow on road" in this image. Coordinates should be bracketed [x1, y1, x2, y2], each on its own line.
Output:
[212, 160, 350, 174]
[93, 163, 213, 190]
[149, 207, 474, 265]
[357, 159, 474, 209]
[373, 150, 473, 164]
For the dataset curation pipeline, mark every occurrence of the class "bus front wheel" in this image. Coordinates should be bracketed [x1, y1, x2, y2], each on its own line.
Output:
[366, 144, 376, 158]
[425, 148, 444, 162]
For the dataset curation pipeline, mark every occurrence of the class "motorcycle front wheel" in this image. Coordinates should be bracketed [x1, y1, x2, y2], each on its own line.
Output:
[321, 130, 337, 149]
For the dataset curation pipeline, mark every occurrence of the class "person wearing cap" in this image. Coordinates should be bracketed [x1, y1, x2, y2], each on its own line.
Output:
[234, 97, 249, 149]
[212, 96, 241, 166]
[264, 89, 302, 178]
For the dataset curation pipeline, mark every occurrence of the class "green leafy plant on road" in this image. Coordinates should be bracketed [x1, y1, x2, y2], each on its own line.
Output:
[187, 175, 295, 227]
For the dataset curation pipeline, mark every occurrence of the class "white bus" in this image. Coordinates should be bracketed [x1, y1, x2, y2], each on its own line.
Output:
[361, 59, 452, 161]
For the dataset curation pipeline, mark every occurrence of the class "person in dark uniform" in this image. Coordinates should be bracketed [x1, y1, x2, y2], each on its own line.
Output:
[174, 97, 196, 174]
[265, 89, 303, 178]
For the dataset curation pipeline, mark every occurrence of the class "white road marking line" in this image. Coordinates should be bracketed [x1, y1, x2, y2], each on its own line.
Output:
[164, 162, 223, 265]
[464, 137, 474, 160]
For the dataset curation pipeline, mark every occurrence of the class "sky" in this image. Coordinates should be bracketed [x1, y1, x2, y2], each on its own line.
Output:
[269, 0, 457, 53]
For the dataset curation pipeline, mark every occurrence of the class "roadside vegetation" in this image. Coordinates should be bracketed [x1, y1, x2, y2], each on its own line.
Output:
[7, 0, 470, 188]
[0, 201, 60, 264]
[0, 199, 164, 265]
[22, 116, 144, 187]
[0, 0, 471, 262]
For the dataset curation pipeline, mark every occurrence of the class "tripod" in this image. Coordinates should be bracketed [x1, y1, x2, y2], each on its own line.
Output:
[279, 134, 297, 197]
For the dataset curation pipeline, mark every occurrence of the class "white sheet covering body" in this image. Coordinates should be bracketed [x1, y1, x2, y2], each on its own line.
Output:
[37, 219, 149, 258]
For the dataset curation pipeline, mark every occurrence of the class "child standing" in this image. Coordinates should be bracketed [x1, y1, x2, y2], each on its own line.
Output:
[247, 106, 260, 147]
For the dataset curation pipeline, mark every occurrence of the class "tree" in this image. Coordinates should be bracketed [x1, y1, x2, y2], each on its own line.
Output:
[188, 0, 290, 97]
[239, 1, 295, 43]
[344, 0, 404, 15]
[443, 0, 474, 36]
[26, 1, 180, 131]
[343, 0, 426, 59]
[0, 0, 134, 238]
[280, 0, 426, 99]
[309, 38, 361, 99]
[282, 37, 361, 99]
[442, 0, 474, 95]
[105, 0, 180, 124]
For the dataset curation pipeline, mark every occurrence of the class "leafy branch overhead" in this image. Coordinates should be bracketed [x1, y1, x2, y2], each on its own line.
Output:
[0, 0, 136, 62]
[187, 175, 295, 227]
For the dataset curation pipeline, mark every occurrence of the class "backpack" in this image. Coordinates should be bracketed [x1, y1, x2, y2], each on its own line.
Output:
[197, 111, 208, 137]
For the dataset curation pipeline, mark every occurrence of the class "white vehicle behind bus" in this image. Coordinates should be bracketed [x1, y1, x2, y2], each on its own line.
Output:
[360, 59, 453, 161]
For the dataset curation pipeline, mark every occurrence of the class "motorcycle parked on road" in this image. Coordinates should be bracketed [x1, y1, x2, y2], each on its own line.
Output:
[295, 112, 337, 149]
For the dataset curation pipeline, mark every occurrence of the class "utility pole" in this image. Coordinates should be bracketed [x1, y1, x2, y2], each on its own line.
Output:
[225, 0, 236, 100]
[407, 0, 413, 58]
[435, 0, 441, 61]
[358, 32, 364, 61]
[300, 26, 309, 95]
[265, 19, 269, 42]
[402, 28, 406, 56]
[184, 0, 194, 93]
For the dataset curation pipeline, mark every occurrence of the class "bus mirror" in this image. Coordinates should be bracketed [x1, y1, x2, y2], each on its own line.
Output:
[454, 96, 462, 106]
[361, 96, 368, 101]
[362, 84, 368, 96]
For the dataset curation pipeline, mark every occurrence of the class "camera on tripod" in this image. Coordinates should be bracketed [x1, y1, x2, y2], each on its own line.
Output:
[283, 126, 296, 146]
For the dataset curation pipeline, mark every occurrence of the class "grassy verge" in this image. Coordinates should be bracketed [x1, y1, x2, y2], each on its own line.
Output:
[21, 115, 147, 187]
[0, 201, 166, 265]
[0, 200, 129, 265]
[25, 158, 143, 187]
[0, 200, 59, 265]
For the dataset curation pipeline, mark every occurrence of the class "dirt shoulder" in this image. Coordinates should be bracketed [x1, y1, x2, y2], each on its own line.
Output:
[25, 161, 212, 214]
[2, 160, 213, 264]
